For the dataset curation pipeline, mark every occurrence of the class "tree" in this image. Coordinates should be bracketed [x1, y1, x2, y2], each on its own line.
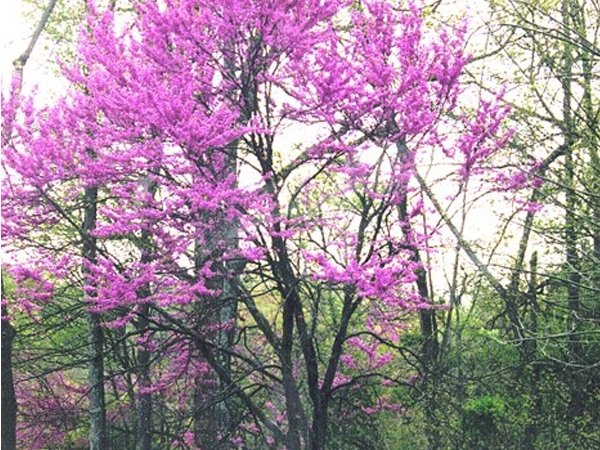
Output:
[389, 0, 600, 447]
[476, 0, 600, 442]
[1, 1, 59, 448]
[2, 0, 514, 448]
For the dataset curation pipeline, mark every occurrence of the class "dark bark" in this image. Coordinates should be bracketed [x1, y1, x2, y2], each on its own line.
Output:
[275, 245, 306, 450]
[136, 303, 152, 450]
[214, 222, 240, 435]
[280, 315, 304, 450]
[398, 206, 438, 364]
[83, 185, 108, 450]
[269, 225, 321, 448]
[395, 140, 438, 360]
[254, 163, 307, 449]
[319, 288, 358, 448]
[136, 182, 156, 450]
[1, 279, 17, 450]
[523, 252, 541, 450]
[194, 144, 240, 448]
[293, 299, 322, 450]
[395, 139, 440, 450]
[561, 0, 585, 417]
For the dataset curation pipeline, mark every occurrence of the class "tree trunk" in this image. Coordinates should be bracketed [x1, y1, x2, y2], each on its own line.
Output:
[561, 0, 585, 417]
[215, 221, 240, 434]
[280, 313, 304, 450]
[1, 289, 17, 450]
[396, 138, 440, 450]
[136, 301, 152, 450]
[395, 139, 439, 364]
[194, 144, 240, 448]
[83, 185, 108, 450]
[523, 252, 541, 450]
[136, 184, 155, 450]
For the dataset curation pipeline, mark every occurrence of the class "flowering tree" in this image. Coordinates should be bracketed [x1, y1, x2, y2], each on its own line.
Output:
[2, 0, 513, 448]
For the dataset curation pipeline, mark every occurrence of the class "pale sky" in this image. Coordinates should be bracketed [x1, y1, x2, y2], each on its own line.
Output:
[1, 0, 68, 101]
[1, 0, 29, 87]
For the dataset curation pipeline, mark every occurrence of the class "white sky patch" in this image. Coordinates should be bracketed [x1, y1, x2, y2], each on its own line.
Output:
[1, 0, 72, 102]
[1, 0, 29, 87]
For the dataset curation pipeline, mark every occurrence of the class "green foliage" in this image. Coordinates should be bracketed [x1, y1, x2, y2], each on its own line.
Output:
[462, 394, 507, 436]
[464, 394, 506, 420]
[24, 0, 85, 65]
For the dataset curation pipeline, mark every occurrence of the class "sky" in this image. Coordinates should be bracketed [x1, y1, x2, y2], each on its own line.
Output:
[1, 0, 29, 88]
[1, 0, 69, 101]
